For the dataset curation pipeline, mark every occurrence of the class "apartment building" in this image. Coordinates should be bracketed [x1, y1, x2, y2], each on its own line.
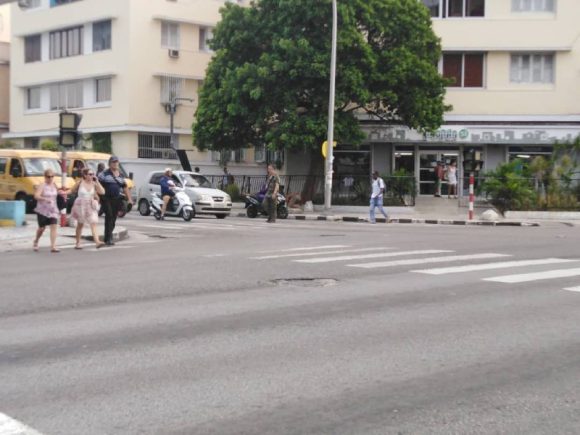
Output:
[4, 0, 263, 184]
[0, 4, 10, 136]
[356, 0, 580, 196]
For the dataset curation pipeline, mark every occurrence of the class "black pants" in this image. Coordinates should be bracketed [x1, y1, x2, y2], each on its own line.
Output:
[264, 196, 277, 222]
[101, 197, 122, 243]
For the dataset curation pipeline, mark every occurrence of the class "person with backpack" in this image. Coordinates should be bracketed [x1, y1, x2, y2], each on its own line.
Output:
[369, 170, 388, 224]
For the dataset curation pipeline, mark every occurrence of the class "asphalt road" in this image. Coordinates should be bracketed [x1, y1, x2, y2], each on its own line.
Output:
[1, 215, 579, 434]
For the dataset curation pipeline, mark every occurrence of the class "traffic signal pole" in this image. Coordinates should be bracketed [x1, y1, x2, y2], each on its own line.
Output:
[468, 172, 475, 220]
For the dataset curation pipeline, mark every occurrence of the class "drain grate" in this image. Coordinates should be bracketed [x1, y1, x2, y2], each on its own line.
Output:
[272, 278, 337, 288]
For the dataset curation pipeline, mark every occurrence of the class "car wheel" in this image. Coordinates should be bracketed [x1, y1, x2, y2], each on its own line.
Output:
[182, 208, 193, 221]
[138, 199, 151, 216]
[246, 205, 258, 218]
[277, 205, 289, 219]
[215, 214, 227, 219]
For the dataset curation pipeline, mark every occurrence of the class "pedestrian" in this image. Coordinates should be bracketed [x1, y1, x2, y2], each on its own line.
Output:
[221, 166, 230, 189]
[71, 168, 106, 249]
[434, 161, 445, 197]
[32, 169, 64, 253]
[97, 156, 133, 246]
[369, 170, 388, 224]
[446, 160, 458, 199]
[96, 162, 106, 176]
[264, 164, 280, 223]
[194, 166, 200, 173]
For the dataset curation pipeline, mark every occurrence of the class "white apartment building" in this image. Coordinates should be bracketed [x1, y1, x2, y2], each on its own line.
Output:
[4, 0, 264, 184]
[350, 0, 580, 196]
[0, 4, 10, 136]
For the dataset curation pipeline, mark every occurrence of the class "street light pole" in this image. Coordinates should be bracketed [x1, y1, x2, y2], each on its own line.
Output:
[324, 0, 337, 210]
[168, 96, 194, 152]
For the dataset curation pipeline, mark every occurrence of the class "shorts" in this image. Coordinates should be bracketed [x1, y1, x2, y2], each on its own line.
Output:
[162, 191, 176, 199]
[37, 213, 58, 228]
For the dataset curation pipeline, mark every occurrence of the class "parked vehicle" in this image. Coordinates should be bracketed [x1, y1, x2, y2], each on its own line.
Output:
[0, 149, 75, 212]
[149, 187, 194, 221]
[137, 171, 232, 219]
[244, 190, 289, 219]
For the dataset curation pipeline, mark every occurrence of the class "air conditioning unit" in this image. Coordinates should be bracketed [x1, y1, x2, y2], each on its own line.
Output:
[168, 49, 180, 58]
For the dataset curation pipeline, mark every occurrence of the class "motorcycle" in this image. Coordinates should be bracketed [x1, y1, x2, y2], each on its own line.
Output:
[150, 187, 194, 221]
[244, 189, 289, 219]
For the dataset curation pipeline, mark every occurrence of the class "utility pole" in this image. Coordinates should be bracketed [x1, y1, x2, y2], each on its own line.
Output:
[166, 96, 194, 170]
[324, 0, 337, 210]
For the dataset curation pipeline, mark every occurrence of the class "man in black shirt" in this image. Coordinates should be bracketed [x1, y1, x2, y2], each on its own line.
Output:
[97, 156, 132, 245]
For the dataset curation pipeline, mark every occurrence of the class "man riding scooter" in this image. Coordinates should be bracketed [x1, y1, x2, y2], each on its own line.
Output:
[159, 168, 176, 220]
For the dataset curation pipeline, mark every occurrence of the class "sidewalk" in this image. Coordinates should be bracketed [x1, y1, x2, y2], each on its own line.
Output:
[0, 215, 128, 252]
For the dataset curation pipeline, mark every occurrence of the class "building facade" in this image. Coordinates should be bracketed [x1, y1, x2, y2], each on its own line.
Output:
[4, 0, 264, 186]
[356, 0, 580, 196]
[0, 4, 10, 137]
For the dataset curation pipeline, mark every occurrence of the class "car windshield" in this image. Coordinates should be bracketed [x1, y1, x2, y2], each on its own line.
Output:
[23, 158, 63, 176]
[180, 174, 213, 188]
[86, 160, 129, 177]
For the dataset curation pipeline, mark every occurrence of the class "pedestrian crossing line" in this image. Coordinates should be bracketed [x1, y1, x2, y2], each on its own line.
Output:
[295, 249, 454, 264]
[136, 223, 235, 231]
[0, 412, 44, 435]
[349, 253, 511, 269]
[563, 286, 580, 292]
[257, 245, 349, 254]
[412, 258, 578, 275]
[252, 247, 393, 260]
[484, 267, 580, 284]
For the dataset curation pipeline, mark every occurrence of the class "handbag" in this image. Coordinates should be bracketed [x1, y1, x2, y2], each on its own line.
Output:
[56, 193, 66, 211]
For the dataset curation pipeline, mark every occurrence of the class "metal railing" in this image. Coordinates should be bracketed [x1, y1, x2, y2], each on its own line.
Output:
[204, 175, 416, 206]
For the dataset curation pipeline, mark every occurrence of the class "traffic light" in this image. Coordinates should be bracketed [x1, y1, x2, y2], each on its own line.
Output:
[59, 111, 82, 148]
[463, 148, 484, 172]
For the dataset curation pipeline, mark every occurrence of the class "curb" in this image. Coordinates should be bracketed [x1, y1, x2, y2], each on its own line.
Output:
[233, 212, 539, 227]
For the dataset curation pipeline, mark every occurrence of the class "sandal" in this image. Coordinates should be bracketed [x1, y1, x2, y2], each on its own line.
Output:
[95, 242, 105, 249]
[74, 245, 83, 250]
[51, 248, 60, 253]
[33, 241, 39, 252]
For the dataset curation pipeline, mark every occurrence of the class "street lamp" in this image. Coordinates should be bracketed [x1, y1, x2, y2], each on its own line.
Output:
[324, 0, 337, 210]
[166, 96, 194, 167]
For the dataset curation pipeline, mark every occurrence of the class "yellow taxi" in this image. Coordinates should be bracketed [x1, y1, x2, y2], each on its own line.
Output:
[0, 149, 75, 211]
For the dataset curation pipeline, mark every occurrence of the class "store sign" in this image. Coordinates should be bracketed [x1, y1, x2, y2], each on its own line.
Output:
[425, 129, 469, 141]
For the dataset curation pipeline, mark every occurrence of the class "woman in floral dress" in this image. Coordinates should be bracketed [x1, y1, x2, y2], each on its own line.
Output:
[33, 169, 63, 253]
[71, 168, 106, 249]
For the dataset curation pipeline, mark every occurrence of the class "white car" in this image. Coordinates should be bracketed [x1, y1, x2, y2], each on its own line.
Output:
[138, 171, 232, 219]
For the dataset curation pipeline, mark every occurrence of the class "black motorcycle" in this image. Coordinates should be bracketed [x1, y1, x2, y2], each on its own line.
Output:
[245, 191, 289, 219]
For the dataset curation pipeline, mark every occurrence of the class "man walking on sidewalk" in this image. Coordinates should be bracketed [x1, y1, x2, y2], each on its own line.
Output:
[264, 164, 280, 223]
[369, 170, 388, 224]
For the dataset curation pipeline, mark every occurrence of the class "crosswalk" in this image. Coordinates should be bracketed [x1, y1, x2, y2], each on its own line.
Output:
[250, 244, 580, 292]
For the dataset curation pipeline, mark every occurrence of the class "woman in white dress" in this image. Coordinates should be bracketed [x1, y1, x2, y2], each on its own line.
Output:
[71, 168, 106, 249]
[446, 160, 458, 199]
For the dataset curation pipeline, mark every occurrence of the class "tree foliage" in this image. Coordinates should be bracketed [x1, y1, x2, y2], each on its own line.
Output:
[193, 0, 449, 154]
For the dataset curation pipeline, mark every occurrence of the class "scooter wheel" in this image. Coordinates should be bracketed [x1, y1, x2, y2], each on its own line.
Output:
[154, 211, 162, 220]
[246, 205, 258, 218]
[182, 209, 193, 221]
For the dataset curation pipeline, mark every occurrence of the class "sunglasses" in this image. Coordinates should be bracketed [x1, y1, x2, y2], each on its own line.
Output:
[45, 175, 54, 178]
[86, 173, 95, 176]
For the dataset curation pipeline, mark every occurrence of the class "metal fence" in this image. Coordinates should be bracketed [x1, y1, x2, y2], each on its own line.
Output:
[205, 175, 417, 206]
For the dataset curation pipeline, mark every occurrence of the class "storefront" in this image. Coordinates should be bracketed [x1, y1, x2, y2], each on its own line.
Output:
[363, 123, 580, 197]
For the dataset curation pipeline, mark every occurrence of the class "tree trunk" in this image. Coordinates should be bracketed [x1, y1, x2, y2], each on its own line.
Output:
[300, 149, 325, 203]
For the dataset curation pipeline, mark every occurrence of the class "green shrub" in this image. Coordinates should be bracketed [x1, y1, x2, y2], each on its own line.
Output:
[225, 183, 241, 202]
[41, 140, 59, 151]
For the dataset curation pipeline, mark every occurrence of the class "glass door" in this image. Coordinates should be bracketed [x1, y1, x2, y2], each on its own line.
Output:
[418, 151, 459, 196]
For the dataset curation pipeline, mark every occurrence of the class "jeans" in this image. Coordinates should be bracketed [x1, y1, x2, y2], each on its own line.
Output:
[369, 196, 387, 223]
[101, 197, 122, 243]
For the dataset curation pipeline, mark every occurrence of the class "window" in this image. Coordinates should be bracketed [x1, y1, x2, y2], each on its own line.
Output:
[28, 0, 41, 7]
[24, 34, 42, 63]
[512, 0, 555, 12]
[50, 81, 83, 110]
[422, 0, 485, 17]
[50, 0, 82, 7]
[199, 27, 213, 51]
[138, 133, 177, 159]
[27, 87, 41, 110]
[0, 158, 6, 175]
[95, 77, 112, 103]
[93, 20, 111, 52]
[49, 26, 83, 59]
[510, 53, 554, 83]
[161, 21, 180, 49]
[160, 76, 184, 104]
[442, 53, 485, 87]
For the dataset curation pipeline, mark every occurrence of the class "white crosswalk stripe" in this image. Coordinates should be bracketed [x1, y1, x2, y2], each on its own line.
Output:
[412, 258, 578, 275]
[349, 253, 511, 269]
[563, 286, 580, 292]
[252, 247, 393, 260]
[484, 267, 580, 284]
[258, 245, 348, 253]
[294, 249, 453, 264]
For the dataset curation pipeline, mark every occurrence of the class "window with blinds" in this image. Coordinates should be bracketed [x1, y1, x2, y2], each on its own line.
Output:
[510, 53, 554, 83]
[442, 53, 485, 88]
[49, 26, 83, 59]
[95, 77, 112, 103]
[49, 81, 83, 110]
[27, 87, 41, 110]
[512, 0, 555, 12]
[160, 76, 184, 104]
[161, 21, 180, 49]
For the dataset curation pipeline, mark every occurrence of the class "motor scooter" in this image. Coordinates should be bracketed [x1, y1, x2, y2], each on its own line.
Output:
[150, 187, 194, 221]
[244, 188, 288, 219]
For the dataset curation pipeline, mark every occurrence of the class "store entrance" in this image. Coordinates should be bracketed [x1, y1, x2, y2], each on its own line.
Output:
[418, 150, 459, 196]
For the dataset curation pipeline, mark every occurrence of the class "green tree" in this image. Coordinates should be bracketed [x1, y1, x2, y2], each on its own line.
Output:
[193, 0, 449, 176]
[40, 139, 59, 151]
